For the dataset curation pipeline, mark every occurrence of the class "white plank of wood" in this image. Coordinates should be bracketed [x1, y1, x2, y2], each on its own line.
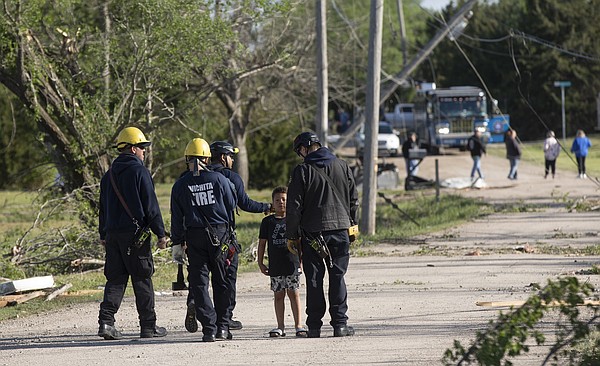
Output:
[0, 275, 55, 295]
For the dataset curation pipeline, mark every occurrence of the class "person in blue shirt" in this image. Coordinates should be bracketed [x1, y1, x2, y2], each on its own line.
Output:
[170, 138, 237, 342]
[571, 129, 592, 179]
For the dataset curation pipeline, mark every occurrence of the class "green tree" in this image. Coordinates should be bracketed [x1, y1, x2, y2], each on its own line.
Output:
[189, 0, 310, 186]
[417, 0, 600, 140]
[0, 0, 230, 197]
[0, 86, 52, 189]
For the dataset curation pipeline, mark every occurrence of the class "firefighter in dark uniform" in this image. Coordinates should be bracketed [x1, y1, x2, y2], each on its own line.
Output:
[171, 138, 237, 342]
[182, 141, 272, 333]
[98, 126, 169, 340]
[286, 132, 359, 338]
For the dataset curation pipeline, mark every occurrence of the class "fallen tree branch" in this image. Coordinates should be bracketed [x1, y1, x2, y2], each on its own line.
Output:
[46, 283, 73, 301]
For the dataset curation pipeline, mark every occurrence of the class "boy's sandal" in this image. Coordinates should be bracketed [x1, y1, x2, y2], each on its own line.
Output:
[295, 327, 308, 338]
[269, 328, 285, 337]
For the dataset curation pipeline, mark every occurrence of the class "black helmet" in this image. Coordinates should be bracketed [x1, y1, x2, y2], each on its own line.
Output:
[293, 132, 321, 153]
[210, 141, 239, 156]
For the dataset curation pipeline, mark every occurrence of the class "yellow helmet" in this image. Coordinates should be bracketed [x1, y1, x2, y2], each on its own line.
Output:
[185, 138, 211, 158]
[115, 127, 151, 149]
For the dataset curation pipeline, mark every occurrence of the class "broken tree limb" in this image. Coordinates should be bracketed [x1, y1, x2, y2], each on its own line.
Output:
[0, 275, 54, 295]
[70, 258, 105, 267]
[45, 283, 73, 301]
[476, 299, 600, 307]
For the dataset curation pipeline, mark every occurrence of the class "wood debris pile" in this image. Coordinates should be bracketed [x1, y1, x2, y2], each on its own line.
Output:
[0, 275, 81, 308]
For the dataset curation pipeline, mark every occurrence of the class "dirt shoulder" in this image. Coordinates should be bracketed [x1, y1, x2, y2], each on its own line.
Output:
[1, 152, 599, 365]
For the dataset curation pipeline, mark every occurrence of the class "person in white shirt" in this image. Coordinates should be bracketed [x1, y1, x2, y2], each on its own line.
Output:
[543, 130, 560, 179]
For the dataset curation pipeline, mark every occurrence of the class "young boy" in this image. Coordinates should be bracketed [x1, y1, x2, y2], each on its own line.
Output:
[257, 186, 307, 337]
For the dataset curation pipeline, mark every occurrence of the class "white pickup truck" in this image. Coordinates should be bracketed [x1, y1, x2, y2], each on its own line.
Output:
[384, 103, 414, 131]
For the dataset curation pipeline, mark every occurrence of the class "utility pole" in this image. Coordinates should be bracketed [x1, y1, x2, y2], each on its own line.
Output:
[316, 0, 329, 145]
[395, 0, 408, 67]
[362, 0, 384, 235]
[332, 0, 478, 152]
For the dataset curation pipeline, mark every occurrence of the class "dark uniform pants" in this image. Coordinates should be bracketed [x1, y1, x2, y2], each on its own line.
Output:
[186, 227, 231, 336]
[227, 249, 239, 315]
[99, 231, 156, 330]
[302, 229, 350, 330]
[186, 239, 239, 320]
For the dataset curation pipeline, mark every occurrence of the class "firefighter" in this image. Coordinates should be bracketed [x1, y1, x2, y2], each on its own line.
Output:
[182, 141, 272, 333]
[170, 138, 237, 342]
[98, 126, 169, 340]
[286, 132, 359, 338]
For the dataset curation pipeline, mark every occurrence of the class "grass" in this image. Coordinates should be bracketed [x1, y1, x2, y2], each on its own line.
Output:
[485, 134, 600, 178]
[367, 191, 492, 241]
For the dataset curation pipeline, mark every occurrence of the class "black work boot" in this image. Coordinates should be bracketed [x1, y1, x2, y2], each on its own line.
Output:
[333, 325, 355, 337]
[140, 326, 167, 338]
[98, 324, 123, 340]
[307, 328, 321, 338]
[229, 319, 243, 330]
[202, 333, 216, 342]
[215, 329, 233, 340]
[184, 303, 198, 333]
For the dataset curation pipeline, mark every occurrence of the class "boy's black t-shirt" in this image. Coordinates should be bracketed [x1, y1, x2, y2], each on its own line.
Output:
[259, 215, 300, 277]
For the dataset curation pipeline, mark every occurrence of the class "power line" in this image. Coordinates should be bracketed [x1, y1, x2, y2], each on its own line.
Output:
[442, 15, 600, 187]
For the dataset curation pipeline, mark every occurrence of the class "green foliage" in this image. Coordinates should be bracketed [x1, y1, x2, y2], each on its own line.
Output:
[247, 122, 299, 189]
[0, 87, 53, 189]
[443, 277, 600, 365]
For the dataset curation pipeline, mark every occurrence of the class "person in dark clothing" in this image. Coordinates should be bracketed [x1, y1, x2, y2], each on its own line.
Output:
[505, 129, 522, 180]
[401, 132, 419, 176]
[171, 138, 237, 342]
[467, 129, 486, 180]
[98, 126, 169, 340]
[258, 186, 307, 338]
[182, 140, 272, 333]
[286, 132, 359, 338]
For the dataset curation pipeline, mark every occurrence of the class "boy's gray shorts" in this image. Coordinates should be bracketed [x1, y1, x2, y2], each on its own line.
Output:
[270, 274, 300, 292]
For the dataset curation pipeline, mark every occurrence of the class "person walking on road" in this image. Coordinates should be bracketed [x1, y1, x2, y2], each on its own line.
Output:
[543, 130, 560, 179]
[571, 129, 592, 179]
[505, 129, 522, 180]
[98, 126, 169, 340]
[170, 138, 237, 342]
[467, 129, 486, 180]
[286, 132, 359, 338]
[401, 132, 420, 177]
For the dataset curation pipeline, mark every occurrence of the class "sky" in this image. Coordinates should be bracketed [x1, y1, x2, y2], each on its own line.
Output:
[420, 0, 452, 11]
